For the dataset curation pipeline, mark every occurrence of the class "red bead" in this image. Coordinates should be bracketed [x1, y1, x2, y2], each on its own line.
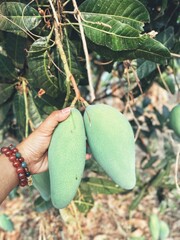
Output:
[18, 173, 26, 179]
[16, 167, 24, 174]
[12, 148, 18, 153]
[9, 155, 16, 162]
[20, 178, 27, 182]
[18, 157, 24, 163]
[5, 150, 12, 157]
[1, 147, 9, 153]
[13, 161, 21, 168]
[20, 181, 27, 187]
[11, 152, 16, 156]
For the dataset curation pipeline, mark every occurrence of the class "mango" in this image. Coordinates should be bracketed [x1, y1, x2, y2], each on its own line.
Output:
[84, 104, 136, 189]
[169, 104, 180, 137]
[32, 171, 51, 201]
[48, 108, 86, 209]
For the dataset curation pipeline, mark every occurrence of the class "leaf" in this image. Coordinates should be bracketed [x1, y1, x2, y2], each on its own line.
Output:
[80, 177, 126, 194]
[5, 32, 27, 68]
[28, 90, 42, 128]
[137, 60, 156, 80]
[156, 26, 175, 49]
[27, 37, 60, 97]
[149, 214, 160, 240]
[0, 214, 14, 232]
[0, 101, 12, 126]
[0, 83, 15, 105]
[74, 190, 94, 214]
[80, 0, 150, 31]
[13, 91, 26, 138]
[0, 2, 41, 32]
[129, 187, 147, 210]
[159, 220, 170, 240]
[34, 196, 53, 213]
[82, 15, 143, 51]
[0, 53, 18, 79]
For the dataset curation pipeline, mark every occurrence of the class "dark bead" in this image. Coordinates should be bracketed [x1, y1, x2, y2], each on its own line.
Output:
[13, 161, 21, 168]
[12, 148, 18, 153]
[25, 172, 31, 177]
[18, 173, 26, 179]
[21, 162, 27, 168]
[17, 167, 24, 174]
[15, 152, 21, 158]
[1, 147, 9, 153]
[5, 150, 12, 157]
[18, 157, 24, 163]
[9, 155, 16, 162]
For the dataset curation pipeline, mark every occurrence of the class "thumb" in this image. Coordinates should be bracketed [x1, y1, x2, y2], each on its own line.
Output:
[38, 107, 71, 135]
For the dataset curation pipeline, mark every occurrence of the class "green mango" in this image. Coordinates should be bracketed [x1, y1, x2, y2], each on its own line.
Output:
[84, 104, 136, 189]
[48, 108, 86, 209]
[159, 220, 170, 240]
[32, 171, 51, 201]
[169, 104, 180, 137]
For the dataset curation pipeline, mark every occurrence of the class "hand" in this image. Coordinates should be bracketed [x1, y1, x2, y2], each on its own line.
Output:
[17, 107, 71, 174]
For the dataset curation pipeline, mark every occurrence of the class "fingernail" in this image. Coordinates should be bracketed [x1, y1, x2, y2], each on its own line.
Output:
[61, 107, 71, 114]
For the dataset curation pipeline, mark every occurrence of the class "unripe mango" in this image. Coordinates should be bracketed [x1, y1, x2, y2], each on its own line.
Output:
[32, 171, 51, 201]
[48, 108, 86, 209]
[84, 104, 136, 189]
[169, 104, 180, 137]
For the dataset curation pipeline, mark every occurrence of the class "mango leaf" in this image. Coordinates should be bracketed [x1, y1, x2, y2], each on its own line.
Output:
[0, 214, 14, 232]
[88, 34, 170, 63]
[74, 190, 94, 214]
[80, 177, 126, 194]
[0, 83, 15, 105]
[27, 37, 60, 97]
[34, 196, 53, 212]
[149, 214, 160, 240]
[28, 90, 42, 129]
[13, 92, 26, 138]
[82, 15, 143, 51]
[0, 101, 12, 126]
[80, 0, 150, 31]
[0, 2, 41, 32]
[0, 53, 18, 79]
[5, 32, 27, 69]
[159, 220, 170, 240]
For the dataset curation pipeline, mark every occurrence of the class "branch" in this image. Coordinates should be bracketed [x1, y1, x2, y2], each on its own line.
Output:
[72, 0, 95, 102]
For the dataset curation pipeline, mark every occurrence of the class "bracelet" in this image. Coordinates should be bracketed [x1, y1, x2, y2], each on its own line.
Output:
[0, 144, 33, 187]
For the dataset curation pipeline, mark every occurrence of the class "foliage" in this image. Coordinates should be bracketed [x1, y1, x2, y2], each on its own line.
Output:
[0, 0, 179, 220]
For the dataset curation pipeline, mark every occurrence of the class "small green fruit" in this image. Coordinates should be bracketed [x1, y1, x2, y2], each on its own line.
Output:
[84, 104, 136, 189]
[48, 108, 86, 209]
[169, 104, 180, 137]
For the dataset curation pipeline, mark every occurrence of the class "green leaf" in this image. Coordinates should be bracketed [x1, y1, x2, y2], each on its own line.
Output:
[0, 214, 14, 232]
[28, 90, 42, 128]
[5, 32, 27, 68]
[159, 220, 170, 240]
[0, 53, 18, 79]
[0, 2, 41, 32]
[0, 83, 15, 105]
[80, 177, 126, 194]
[129, 187, 147, 210]
[80, 0, 150, 31]
[13, 91, 26, 138]
[149, 214, 160, 240]
[0, 101, 12, 126]
[74, 191, 94, 214]
[27, 37, 60, 97]
[156, 26, 175, 49]
[137, 60, 156, 80]
[34, 196, 53, 212]
[82, 15, 143, 51]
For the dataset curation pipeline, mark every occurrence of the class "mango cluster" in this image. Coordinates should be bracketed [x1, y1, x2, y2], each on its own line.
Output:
[33, 104, 136, 209]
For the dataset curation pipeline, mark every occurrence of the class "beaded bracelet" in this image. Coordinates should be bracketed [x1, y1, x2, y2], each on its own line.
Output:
[0, 144, 33, 187]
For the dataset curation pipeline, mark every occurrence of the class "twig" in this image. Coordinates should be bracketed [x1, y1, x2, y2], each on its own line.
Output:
[22, 78, 29, 138]
[171, 53, 180, 58]
[72, 0, 95, 102]
[175, 145, 180, 193]
[157, 64, 171, 94]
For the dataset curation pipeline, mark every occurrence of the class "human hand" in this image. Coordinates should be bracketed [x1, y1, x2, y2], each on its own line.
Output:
[17, 107, 71, 174]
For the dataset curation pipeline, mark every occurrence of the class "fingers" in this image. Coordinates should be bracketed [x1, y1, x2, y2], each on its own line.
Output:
[86, 153, 92, 160]
[38, 107, 71, 135]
